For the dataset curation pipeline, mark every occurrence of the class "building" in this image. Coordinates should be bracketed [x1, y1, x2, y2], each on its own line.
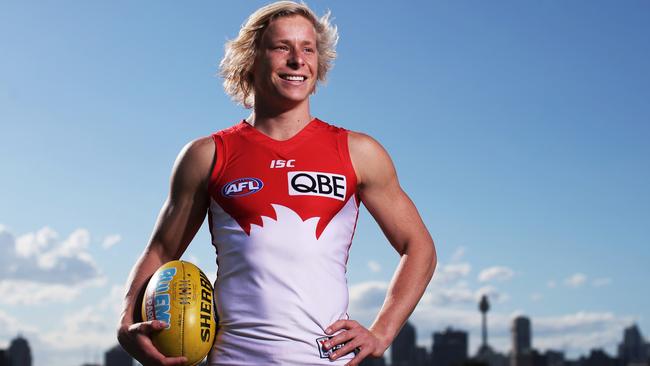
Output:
[583, 348, 618, 366]
[392, 321, 417, 366]
[0, 350, 10, 366]
[414, 346, 428, 366]
[618, 324, 649, 366]
[359, 356, 387, 366]
[431, 327, 468, 366]
[8, 335, 32, 366]
[511, 316, 533, 366]
[475, 345, 508, 366]
[545, 350, 565, 366]
[105, 344, 133, 366]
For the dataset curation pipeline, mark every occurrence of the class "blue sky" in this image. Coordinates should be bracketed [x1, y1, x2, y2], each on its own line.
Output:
[1, 1, 649, 365]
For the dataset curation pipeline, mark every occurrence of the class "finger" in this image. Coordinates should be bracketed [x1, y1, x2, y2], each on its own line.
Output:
[131, 338, 174, 366]
[160, 356, 189, 366]
[139, 345, 188, 366]
[326, 319, 358, 334]
[330, 338, 362, 361]
[129, 320, 169, 335]
[128, 326, 187, 366]
[324, 329, 355, 350]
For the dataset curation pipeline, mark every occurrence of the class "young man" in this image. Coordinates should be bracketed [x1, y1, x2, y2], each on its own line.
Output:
[117, 2, 436, 365]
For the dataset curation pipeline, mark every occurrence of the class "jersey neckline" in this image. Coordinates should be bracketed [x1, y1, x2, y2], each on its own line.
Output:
[239, 118, 321, 147]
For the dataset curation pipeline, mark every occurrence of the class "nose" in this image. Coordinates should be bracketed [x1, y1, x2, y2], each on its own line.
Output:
[287, 48, 305, 69]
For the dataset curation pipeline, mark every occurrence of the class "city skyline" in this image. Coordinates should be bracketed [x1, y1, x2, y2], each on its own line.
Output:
[1, 1, 649, 366]
[2, 316, 648, 366]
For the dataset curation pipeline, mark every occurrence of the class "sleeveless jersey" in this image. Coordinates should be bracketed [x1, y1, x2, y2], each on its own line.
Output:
[206, 118, 359, 365]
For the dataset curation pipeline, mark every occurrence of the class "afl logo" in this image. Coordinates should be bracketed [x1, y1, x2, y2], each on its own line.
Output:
[222, 178, 264, 197]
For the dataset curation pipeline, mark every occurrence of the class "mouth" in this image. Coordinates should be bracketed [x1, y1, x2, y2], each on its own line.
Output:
[279, 74, 307, 82]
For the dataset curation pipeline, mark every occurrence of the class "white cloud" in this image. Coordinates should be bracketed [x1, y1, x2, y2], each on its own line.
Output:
[102, 234, 122, 249]
[0, 277, 107, 305]
[533, 312, 634, 355]
[40, 285, 125, 350]
[14, 226, 58, 258]
[478, 266, 515, 283]
[592, 278, 612, 287]
[349, 278, 635, 358]
[547, 280, 557, 288]
[348, 278, 515, 356]
[432, 262, 471, 285]
[6, 284, 128, 366]
[349, 281, 389, 316]
[38, 228, 91, 270]
[0, 309, 38, 347]
[564, 273, 587, 288]
[0, 226, 104, 305]
[530, 293, 543, 302]
[368, 260, 381, 273]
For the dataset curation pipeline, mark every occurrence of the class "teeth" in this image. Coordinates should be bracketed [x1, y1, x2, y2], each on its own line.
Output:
[282, 75, 305, 81]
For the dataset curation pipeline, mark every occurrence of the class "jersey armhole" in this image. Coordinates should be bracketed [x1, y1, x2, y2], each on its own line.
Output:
[207, 133, 226, 195]
[337, 129, 360, 207]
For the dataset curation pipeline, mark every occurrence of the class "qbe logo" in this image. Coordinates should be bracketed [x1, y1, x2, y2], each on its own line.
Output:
[288, 171, 346, 201]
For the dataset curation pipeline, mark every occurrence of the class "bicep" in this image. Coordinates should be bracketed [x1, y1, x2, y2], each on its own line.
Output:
[350, 132, 430, 255]
[148, 137, 214, 261]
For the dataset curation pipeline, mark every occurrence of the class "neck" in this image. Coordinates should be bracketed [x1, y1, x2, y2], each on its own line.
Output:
[247, 97, 313, 141]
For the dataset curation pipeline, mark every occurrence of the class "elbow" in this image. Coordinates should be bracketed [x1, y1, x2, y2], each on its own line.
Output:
[403, 237, 437, 279]
[427, 239, 437, 279]
[430, 241, 438, 276]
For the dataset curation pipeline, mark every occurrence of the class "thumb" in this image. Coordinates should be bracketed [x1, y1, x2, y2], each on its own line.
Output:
[129, 320, 169, 335]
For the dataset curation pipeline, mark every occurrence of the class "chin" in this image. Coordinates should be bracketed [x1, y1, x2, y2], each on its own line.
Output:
[278, 91, 311, 104]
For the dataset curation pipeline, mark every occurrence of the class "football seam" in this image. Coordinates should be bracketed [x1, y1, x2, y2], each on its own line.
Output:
[180, 260, 186, 360]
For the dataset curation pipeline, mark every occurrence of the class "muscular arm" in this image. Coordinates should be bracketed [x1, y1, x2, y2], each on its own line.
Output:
[325, 132, 437, 364]
[117, 136, 214, 365]
[350, 131, 437, 349]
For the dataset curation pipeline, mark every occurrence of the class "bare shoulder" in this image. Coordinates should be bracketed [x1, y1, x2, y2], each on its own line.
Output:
[171, 135, 215, 190]
[347, 130, 383, 156]
[178, 136, 214, 162]
[347, 130, 395, 188]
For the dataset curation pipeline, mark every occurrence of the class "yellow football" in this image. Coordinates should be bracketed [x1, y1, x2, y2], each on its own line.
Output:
[141, 260, 217, 366]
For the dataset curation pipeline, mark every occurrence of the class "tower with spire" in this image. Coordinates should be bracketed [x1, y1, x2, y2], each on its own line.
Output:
[474, 295, 507, 366]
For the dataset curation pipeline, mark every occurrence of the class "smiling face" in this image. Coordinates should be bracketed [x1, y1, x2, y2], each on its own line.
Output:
[252, 15, 319, 109]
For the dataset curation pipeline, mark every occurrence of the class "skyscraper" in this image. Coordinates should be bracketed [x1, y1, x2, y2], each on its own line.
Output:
[431, 327, 468, 366]
[8, 335, 32, 366]
[392, 321, 416, 366]
[511, 316, 532, 366]
[617, 324, 649, 366]
[105, 344, 133, 366]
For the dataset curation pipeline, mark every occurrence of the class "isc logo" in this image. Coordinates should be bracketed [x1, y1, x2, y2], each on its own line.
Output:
[270, 159, 295, 168]
[222, 177, 264, 197]
[288, 171, 346, 201]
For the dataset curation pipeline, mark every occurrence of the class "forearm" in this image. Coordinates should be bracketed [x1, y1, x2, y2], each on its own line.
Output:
[118, 244, 173, 326]
[368, 241, 436, 347]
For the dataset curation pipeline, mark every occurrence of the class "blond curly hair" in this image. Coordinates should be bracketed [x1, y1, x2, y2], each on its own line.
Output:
[219, 1, 339, 108]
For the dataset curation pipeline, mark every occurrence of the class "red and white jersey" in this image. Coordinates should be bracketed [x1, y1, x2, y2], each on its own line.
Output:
[206, 118, 359, 365]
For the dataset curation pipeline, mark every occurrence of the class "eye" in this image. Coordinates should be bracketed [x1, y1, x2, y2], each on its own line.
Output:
[303, 47, 315, 54]
[274, 45, 290, 51]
